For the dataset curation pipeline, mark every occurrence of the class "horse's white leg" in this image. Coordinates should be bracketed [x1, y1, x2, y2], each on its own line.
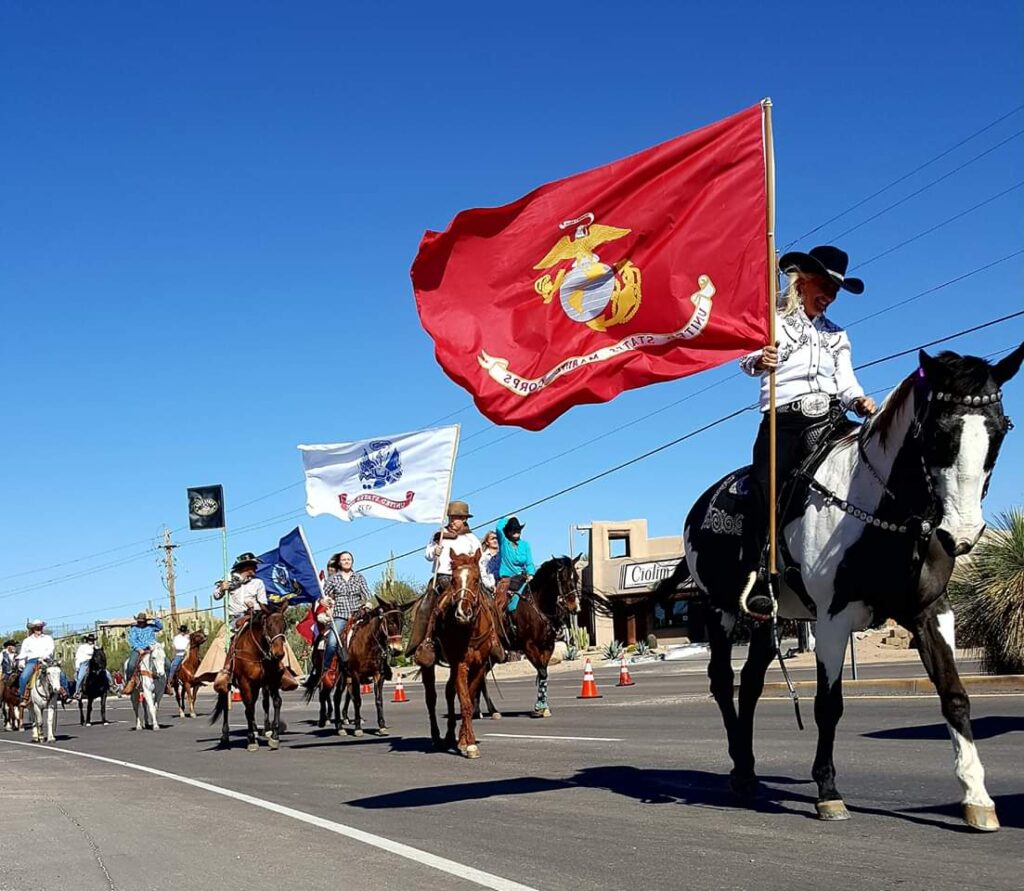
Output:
[146, 687, 159, 731]
[913, 601, 998, 831]
[811, 614, 853, 821]
[31, 703, 41, 742]
[47, 702, 57, 742]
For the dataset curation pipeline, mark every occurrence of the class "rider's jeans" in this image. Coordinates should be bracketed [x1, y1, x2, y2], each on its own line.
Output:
[18, 659, 38, 697]
[167, 653, 184, 683]
[75, 663, 89, 689]
[322, 617, 350, 671]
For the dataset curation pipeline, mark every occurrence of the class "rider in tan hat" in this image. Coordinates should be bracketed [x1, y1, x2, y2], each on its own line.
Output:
[406, 500, 503, 666]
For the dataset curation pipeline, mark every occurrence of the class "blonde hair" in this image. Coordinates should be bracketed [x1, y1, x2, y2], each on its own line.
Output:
[778, 271, 837, 316]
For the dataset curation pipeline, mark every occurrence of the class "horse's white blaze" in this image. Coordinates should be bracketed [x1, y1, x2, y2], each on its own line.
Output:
[937, 609, 956, 655]
[935, 414, 989, 550]
[949, 727, 994, 807]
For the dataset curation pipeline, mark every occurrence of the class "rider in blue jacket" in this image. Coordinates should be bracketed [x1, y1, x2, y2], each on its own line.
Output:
[496, 516, 535, 604]
[123, 612, 163, 694]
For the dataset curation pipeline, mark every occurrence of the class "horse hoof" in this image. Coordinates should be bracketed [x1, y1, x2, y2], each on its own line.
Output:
[246, 742, 259, 752]
[815, 799, 850, 821]
[490, 712, 502, 720]
[531, 708, 551, 718]
[963, 803, 1000, 832]
[353, 728, 363, 738]
[317, 719, 326, 728]
[336, 727, 346, 737]
[728, 774, 761, 800]
[462, 744, 480, 759]
[85, 722, 91, 727]
[267, 736, 280, 751]
[376, 728, 389, 737]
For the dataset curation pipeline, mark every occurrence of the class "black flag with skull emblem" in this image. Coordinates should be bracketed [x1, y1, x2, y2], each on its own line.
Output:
[187, 485, 225, 530]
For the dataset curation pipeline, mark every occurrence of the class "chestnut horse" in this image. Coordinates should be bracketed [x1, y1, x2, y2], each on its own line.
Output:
[210, 604, 288, 752]
[1, 672, 23, 731]
[422, 551, 495, 758]
[490, 556, 582, 717]
[171, 630, 208, 718]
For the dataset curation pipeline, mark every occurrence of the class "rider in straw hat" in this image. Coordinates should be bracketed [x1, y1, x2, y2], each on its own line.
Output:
[122, 611, 163, 696]
[17, 619, 63, 704]
[738, 245, 875, 618]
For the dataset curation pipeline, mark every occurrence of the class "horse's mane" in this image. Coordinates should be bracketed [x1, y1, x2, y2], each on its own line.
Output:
[862, 372, 917, 450]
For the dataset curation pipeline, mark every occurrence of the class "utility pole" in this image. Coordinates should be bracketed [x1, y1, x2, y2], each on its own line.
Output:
[162, 527, 178, 625]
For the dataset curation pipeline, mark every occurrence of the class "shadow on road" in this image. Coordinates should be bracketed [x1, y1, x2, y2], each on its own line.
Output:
[346, 765, 995, 832]
[862, 715, 1024, 741]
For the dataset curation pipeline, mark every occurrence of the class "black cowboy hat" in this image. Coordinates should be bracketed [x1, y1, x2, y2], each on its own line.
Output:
[232, 552, 259, 572]
[3, 640, 16, 648]
[504, 516, 526, 535]
[778, 245, 864, 294]
[178, 624, 189, 633]
[83, 633, 97, 642]
[135, 611, 149, 622]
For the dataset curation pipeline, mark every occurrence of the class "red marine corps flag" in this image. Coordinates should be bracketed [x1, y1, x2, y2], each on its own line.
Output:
[412, 102, 772, 430]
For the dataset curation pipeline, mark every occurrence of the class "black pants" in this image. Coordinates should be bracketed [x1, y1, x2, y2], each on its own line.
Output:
[748, 402, 846, 561]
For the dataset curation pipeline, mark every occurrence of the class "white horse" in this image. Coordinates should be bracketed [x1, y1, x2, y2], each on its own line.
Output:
[30, 662, 64, 744]
[130, 645, 167, 731]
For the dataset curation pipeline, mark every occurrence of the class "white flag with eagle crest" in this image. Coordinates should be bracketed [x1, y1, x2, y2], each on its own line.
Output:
[298, 425, 459, 523]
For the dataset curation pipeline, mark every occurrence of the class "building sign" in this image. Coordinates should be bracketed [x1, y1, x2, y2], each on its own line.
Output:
[618, 558, 682, 592]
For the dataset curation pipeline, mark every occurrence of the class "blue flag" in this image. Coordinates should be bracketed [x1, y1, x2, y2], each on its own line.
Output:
[257, 526, 323, 606]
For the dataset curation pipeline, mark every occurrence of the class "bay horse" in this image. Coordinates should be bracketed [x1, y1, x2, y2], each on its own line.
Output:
[78, 646, 111, 726]
[1, 672, 23, 731]
[670, 345, 1022, 831]
[171, 630, 208, 718]
[491, 556, 582, 717]
[422, 550, 495, 758]
[29, 661, 64, 743]
[210, 604, 289, 752]
[306, 599, 411, 737]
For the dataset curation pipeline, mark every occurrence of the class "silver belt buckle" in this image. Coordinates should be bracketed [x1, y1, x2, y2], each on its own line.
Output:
[799, 393, 830, 418]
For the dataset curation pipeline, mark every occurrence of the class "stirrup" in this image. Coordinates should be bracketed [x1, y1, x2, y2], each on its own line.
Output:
[738, 570, 775, 622]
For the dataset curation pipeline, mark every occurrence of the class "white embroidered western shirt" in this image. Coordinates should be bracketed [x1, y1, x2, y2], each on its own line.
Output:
[18, 634, 55, 665]
[74, 643, 95, 668]
[740, 309, 865, 412]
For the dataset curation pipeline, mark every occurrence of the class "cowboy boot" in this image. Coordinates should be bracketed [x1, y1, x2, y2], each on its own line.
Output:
[485, 599, 506, 665]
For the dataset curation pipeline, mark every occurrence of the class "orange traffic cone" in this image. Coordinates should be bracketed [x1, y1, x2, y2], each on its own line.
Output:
[231, 688, 242, 703]
[577, 658, 602, 699]
[360, 681, 373, 694]
[391, 674, 409, 703]
[616, 656, 635, 687]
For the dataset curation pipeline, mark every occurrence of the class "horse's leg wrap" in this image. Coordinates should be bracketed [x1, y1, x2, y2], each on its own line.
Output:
[534, 666, 550, 712]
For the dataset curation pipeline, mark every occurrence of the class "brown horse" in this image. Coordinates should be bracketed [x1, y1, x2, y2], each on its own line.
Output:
[308, 599, 412, 737]
[171, 630, 208, 719]
[1, 672, 22, 731]
[422, 551, 495, 758]
[489, 556, 583, 717]
[210, 604, 289, 751]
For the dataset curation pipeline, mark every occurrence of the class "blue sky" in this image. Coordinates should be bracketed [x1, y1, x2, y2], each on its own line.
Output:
[2, 1, 1022, 632]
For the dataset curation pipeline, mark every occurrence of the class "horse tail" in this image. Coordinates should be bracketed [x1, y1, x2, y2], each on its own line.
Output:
[209, 691, 228, 726]
[652, 558, 692, 605]
[301, 676, 319, 704]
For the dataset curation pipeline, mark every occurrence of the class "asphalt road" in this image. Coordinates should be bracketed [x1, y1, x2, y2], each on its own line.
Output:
[1, 657, 1020, 891]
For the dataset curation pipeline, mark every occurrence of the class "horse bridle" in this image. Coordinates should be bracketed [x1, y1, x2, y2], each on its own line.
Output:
[804, 379, 1008, 541]
[450, 566, 480, 622]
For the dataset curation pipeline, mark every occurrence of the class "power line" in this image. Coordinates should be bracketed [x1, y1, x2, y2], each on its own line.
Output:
[783, 103, 1024, 248]
[846, 249, 1024, 330]
[826, 128, 1024, 243]
[852, 181, 1024, 271]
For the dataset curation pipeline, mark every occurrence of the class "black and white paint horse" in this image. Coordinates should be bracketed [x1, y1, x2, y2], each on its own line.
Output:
[671, 345, 1022, 832]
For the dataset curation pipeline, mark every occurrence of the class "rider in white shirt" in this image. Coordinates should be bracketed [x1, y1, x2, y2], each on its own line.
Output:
[167, 624, 191, 688]
[738, 245, 875, 618]
[18, 619, 64, 704]
[72, 633, 97, 700]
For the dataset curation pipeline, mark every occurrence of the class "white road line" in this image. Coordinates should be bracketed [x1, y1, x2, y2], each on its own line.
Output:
[484, 733, 623, 742]
[0, 739, 537, 891]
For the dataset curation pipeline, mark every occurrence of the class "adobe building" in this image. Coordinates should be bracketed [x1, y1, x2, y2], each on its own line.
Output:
[579, 518, 705, 647]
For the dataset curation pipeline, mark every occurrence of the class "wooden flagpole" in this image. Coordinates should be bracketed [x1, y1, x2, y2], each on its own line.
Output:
[427, 424, 462, 595]
[762, 98, 779, 576]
